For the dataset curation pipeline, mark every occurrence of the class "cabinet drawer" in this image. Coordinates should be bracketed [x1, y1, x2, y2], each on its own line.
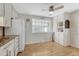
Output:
[0, 48, 8, 56]
[1, 40, 14, 49]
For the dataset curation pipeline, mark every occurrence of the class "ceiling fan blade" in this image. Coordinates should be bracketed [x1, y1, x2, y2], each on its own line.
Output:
[54, 5, 64, 10]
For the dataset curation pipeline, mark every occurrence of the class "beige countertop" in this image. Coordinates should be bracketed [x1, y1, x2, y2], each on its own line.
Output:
[0, 35, 19, 47]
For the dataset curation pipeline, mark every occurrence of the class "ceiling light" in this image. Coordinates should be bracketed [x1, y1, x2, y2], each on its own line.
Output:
[49, 11, 53, 15]
[49, 6, 54, 15]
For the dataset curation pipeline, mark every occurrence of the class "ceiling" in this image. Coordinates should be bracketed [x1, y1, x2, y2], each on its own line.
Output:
[12, 3, 79, 17]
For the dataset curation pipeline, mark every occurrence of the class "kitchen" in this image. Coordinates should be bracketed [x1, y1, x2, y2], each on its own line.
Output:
[0, 3, 53, 56]
[0, 3, 26, 56]
[1, 3, 79, 56]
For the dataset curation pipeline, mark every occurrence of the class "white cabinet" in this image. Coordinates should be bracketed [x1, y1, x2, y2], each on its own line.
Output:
[0, 3, 4, 16]
[0, 36, 19, 56]
[63, 13, 71, 46]
[53, 13, 70, 46]
[14, 37, 19, 56]
[7, 39, 14, 56]
[0, 39, 14, 56]
[11, 6, 18, 19]
[53, 16, 58, 32]
[71, 11, 79, 48]
[57, 14, 64, 45]
[11, 19, 26, 52]
[4, 3, 12, 27]
[0, 48, 8, 56]
[0, 3, 12, 27]
[7, 43, 14, 56]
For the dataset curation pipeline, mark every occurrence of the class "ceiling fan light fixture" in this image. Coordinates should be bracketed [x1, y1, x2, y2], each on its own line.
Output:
[49, 11, 53, 14]
[49, 6, 54, 15]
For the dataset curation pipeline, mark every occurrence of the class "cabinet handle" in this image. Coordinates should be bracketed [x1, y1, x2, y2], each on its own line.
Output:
[11, 17, 13, 20]
[8, 51, 11, 56]
[5, 50, 8, 56]
[4, 44, 11, 49]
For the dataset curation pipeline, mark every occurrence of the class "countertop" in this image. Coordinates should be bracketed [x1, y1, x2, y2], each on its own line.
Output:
[0, 35, 19, 47]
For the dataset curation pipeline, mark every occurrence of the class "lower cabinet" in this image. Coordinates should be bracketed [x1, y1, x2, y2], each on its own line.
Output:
[14, 37, 19, 56]
[0, 39, 14, 56]
[0, 48, 8, 56]
[0, 36, 19, 56]
[7, 40, 14, 56]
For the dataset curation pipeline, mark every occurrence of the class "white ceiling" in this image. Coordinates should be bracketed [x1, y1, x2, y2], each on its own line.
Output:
[13, 3, 79, 17]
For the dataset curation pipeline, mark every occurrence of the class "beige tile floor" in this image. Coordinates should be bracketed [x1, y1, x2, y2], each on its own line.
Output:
[18, 41, 79, 56]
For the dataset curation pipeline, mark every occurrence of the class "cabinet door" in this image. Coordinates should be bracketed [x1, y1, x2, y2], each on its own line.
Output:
[0, 3, 4, 16]
[4, 3, 12, 27]
[73, 13, 79, 48]
[8, 40, 14, 56]
[53, 16, 58, 42]
[0, 40, 15, 56]
[0, 48, 8, 56]
[58, 32, 64, 45]
[7, 45, 14, 56]
[74, 34, 79, 48]
[14, 37, 19, 56]
[4, 40, 15, 56]
[12, 7, 18, 19]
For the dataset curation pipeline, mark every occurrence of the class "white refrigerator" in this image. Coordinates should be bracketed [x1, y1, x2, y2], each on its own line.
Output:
[11, 18, 26, 52]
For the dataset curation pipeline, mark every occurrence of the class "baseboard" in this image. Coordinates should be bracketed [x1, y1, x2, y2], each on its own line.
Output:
[26, 39, 52, 45]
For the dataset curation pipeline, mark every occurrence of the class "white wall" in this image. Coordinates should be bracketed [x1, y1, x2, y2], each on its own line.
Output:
[31, 33, 52, 44]
[18, 14, 53, 44]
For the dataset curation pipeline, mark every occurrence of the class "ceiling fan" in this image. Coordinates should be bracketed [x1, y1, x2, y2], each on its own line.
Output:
[49, 5, 64, 15]
[42, 4, 64, 15]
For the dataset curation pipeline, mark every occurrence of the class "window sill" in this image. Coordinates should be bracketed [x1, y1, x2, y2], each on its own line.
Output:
[32, 32, 49, 34]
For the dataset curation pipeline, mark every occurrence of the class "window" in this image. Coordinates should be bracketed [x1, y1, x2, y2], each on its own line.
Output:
[32, 19, 51, 33]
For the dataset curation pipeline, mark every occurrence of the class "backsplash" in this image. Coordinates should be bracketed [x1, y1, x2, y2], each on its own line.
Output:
[0, 27, 11, 36]
[0, 28, 2, 35]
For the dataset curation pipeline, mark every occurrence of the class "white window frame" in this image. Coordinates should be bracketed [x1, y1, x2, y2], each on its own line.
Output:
[32, 18, 51, 33]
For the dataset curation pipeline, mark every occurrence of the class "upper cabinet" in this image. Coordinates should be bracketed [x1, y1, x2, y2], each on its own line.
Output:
[4, 3, 12, 27]
[0, 3, 12, 27]
[12, 7, 18, 19]
[0, 4, 4, 16]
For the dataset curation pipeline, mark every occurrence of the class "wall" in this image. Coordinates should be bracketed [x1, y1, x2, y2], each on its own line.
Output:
[18, 14, 53, 44]
[31, 33, 52, 44]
